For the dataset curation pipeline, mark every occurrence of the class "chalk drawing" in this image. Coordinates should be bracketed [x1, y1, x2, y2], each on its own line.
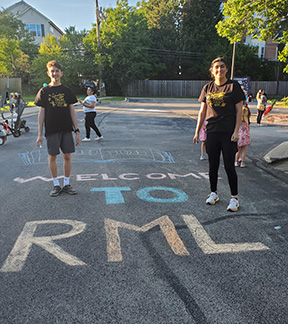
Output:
[90, 187, 132, 204]
[0, 219, 87, 272]
[136, 187, 189, 203]
[18, 148, 175, 165]
[182, 214, 269, 254]
[104, 216, 190, 262]
[14, 172, 210, 183]
[90, 186, 189, 204]
[0, 215, 270, 271]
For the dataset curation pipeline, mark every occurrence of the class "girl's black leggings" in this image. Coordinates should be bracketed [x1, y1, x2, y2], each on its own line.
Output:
[206, 132, 238, 196]
[85, 112, 102, 138]
[257, 109, 265, 124]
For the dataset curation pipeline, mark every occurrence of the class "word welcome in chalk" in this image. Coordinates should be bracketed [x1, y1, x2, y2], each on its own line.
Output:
[0, 215, 269, 272]
[14, 172, 211, 184]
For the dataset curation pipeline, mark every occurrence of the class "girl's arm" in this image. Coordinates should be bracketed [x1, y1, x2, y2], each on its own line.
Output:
[193, 102, 207, 144]
[231, 101, 243, 142]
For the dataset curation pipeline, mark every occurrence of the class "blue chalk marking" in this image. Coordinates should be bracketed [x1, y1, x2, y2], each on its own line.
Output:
[136, 187, 188, 203]
[18, 148, 175, 165]
[91, 187, 131, 204]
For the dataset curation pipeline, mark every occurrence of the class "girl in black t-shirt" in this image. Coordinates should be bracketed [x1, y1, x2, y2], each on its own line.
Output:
[193, 57, 245, 212]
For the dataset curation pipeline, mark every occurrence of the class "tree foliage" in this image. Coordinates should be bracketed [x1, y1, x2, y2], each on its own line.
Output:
[0, 38, 29, 77]
[180, 0, 230, 79]
[31, 30, 90, 89]
[2, 1, 287, 93]
[0, 10, 34, 77]
[84, 0, 163, 94]
[216, 0, 288, 72]
[0, 10, 38, 58]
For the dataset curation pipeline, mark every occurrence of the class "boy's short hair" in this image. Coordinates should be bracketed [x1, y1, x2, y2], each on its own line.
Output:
[46, 60, 63, 71]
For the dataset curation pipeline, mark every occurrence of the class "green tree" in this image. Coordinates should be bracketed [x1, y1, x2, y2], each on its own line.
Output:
[84, 0, 163, 94]
[0, 38, 29, 77]
[180, 0, 230, 79]
[216, 0, 288, 73]
[31, 34, 67, 87]
[0, 10, 38, 59]
[141, 0, 182, 79]
[61, 26, 96, 85]
[31, 31, 91, 89]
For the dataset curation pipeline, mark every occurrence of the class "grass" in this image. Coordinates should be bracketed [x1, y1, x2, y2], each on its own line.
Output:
[21, 94, 126, 107]
[100, 97, 125, 101]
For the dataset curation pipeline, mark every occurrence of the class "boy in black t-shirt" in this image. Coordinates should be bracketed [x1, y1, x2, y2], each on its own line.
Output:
[35, 60, 81, 197]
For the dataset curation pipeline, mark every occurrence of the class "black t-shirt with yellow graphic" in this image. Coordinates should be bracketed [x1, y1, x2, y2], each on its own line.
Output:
[34, 84, 77, 136]
[199, 79, 245, 133]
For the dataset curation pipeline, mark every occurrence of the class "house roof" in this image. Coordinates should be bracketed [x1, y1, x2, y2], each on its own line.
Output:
[6, 0, 63, 35]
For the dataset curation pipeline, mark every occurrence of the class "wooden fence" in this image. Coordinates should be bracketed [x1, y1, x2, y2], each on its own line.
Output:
[127, 80, 288, 98]
[0, 78, 22, 95]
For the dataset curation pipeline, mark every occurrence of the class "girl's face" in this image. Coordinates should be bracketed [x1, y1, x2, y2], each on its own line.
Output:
[87, 87, 93, 95]
[211, 61, 228, 81]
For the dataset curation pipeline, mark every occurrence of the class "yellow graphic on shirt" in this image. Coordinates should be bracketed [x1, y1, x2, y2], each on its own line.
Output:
[48, 93, 68, 108]
[207, 92, 226, 108]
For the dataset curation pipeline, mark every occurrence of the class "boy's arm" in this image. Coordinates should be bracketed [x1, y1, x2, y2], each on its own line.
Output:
[70, 104, 81, 145]
[36, 107, 45, 147]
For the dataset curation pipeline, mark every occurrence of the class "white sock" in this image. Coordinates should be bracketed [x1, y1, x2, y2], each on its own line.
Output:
[53, 177, 60, 186]
[64, 177, 70, 187]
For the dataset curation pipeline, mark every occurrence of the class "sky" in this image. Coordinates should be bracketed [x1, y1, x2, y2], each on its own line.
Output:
[1, 0, 138, 32]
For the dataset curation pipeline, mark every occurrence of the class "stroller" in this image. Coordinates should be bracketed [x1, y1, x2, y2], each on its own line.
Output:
[0, 91, 30, 145]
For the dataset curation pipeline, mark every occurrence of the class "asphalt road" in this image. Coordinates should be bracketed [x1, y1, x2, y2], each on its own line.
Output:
[0, 99, 288, 324]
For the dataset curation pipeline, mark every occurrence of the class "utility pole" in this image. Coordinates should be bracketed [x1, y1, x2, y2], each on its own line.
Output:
[95, 0, 100, 46]
[95, 0, 106, 96]
[230, 42, 236, 80]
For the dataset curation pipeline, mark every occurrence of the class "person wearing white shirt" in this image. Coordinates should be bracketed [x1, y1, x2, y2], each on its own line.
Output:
[79, 87, 103, 141]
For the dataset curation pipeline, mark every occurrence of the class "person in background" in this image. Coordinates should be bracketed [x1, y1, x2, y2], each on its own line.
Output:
[235, 104, 251, 168]
[193, 57, 245, 212]
[35, 60, 80, 197]
[241, 85, 248, 105]
[256, 89, 267, 126]
[199, 119, 207, 160]
[79, 86, 103, 142]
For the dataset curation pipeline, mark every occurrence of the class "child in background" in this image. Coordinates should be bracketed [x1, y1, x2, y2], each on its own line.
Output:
[199, 120, 207, 160]
[235, 104, 251, 168]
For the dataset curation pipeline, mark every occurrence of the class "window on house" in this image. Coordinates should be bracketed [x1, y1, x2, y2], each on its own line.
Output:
[261, 47, 265, 59]
[25, 24, 45, 37]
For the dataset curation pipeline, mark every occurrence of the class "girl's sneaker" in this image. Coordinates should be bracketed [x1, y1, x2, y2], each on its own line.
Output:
[95, 136, 103, 141]
[82, 137, 91, 142]
[206, 192, 219, 205]
[227, 198, 239, 212]
[240, 161, 246, 168]
[200, 154, 205, 160]
[235, 161, 239, 167]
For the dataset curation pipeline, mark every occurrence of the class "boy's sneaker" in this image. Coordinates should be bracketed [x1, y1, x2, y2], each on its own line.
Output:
[50, 185, 62, 197]
[62, 185, 78, 195]
[95, 136, 103, 141]
[200, 154, 205, 160]
[82, 137, 91, 142]
[227, 198, 239, 212]
[206, 192, 219, 205]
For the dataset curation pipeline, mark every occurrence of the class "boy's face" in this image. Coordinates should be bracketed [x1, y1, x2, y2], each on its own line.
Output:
[47, 66, 63, 83]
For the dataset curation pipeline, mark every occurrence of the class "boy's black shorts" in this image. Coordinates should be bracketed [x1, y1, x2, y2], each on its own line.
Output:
[46, 132, 75, 156]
